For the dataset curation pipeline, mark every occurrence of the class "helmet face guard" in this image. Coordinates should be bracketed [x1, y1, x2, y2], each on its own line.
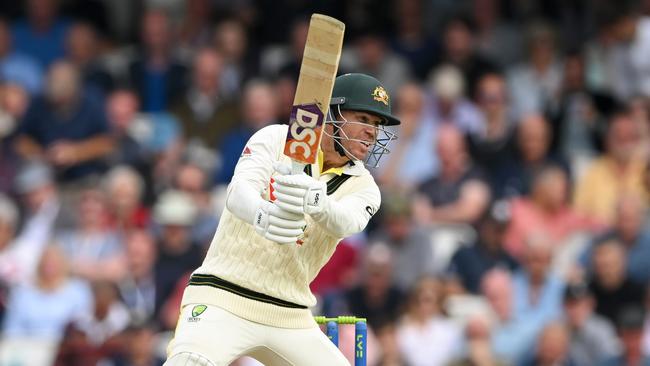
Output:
[325, 101, 397, 168]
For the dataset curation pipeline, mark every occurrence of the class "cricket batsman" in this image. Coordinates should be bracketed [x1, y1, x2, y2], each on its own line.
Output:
[164, 73, 400, 365]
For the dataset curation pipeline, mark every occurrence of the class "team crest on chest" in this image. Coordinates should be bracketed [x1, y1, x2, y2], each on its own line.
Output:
[371, 86, 389, 106]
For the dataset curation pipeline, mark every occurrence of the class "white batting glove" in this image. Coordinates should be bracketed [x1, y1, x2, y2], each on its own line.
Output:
[253, 201, 306, 244]
[272, 163, 327, 216]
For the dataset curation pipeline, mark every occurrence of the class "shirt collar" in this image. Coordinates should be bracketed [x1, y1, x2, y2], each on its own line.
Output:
[317, 150, 366, 177]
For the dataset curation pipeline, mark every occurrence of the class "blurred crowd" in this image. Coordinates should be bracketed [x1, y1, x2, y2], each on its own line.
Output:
[2, 0, 650, 365]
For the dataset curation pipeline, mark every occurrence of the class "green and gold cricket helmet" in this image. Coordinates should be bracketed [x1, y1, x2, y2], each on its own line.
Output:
[330, 73, 401, 126]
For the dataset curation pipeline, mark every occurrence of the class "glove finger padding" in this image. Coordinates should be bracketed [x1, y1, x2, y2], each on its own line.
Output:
[268, 213, 305, 230]
[254, 201, 304, 244]
[268, 205, 304, 221]
[273, 200, 303, 215]
[264, 231, 299, 244]
[266, 224, 304, 237]
[273, 173, 315, 189]
[272, 190, 305, 207]
[272, 183, 306, 197]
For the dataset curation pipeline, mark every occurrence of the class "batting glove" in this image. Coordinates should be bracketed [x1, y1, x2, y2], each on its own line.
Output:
[253, 201, 306, 244]
[272, 163, 327, 216]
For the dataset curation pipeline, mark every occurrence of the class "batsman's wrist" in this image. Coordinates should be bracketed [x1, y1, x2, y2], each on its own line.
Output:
[304, 184, 327, 215]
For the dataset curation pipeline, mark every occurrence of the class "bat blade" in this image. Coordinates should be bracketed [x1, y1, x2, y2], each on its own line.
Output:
[284, 14, 345, 170]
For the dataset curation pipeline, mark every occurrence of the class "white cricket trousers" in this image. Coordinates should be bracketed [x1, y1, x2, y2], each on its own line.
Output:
[164, 303, 350, 366]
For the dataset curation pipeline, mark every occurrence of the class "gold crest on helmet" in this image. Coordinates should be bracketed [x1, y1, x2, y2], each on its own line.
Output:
[371, 86, 389, 106]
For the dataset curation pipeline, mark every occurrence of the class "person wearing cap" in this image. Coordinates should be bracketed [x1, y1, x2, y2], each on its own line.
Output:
[599, 306, 650, 366]
[152, 190, 204, 318]
[164, 73, 400, 365]
[448, 200, 519, 294]
[562, 281, 620, 366]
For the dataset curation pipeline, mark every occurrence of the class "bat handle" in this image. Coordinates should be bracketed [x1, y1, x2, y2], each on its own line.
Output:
[292, 160, 306, 175]
[291, 160, 307, 244]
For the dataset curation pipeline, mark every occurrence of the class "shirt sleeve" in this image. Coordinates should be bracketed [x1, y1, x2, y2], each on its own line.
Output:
[311, 176, 381, 238]
[2, 286, 28, 337]
[225, 125, 284, 223]
[87, 97, 110, 136]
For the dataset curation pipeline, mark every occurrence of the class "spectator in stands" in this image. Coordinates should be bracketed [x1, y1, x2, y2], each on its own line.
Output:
[0, 193, 21, 316]
[549, 50, 618, 175]
[581, 195, 650, 284]
[15, 61, 113, 183]
[449, 200, 519, 294]
[412, 124, 490, 226]
[396, 276, 463, 366]
[310, 240, 361, 297]
[11, 162, 64, 282]
[562, 281, 620, 365]
[3, 245, 93, 341]
[512, 235, 565, 326]
[109, 322, 165, 366]
[600, 306, 650, 366]
[104, 166, 149, 231]
[377, 82, 437, 190]
[351, 29, 411, 95]
[606, 6, 650, 100]
[0, 83, 29, 192]
[436, 15, 500, 97]
[214, 80, 277, 184]
[466, 72, 517, 191]
[507, 21, 563, 120]
[574, 111, 648, 224]
[495, 114, 570, 198]
[628, 96, 650, 160]
[276, 18, 309, 81]
[178, 0, 213, 50]
[159, 271, 192, 330]
[213, 19, 259, 98]
[170, 48, 239, 149]
[426, 64, 485, 135]
[504, 164, 600, 260]
[106, 89, 153, 171]
[0, 194, 15, 252]
[273, 74, 296, 123]
[449, 316, 508, 366]
[472, 0, 523, 68]
[56, 187, 126, 282]
[389, 0, 438, 80]
[374, 321, 408, 366]
[128, 9, 187, 112]
[105, 88, 168, 205]
[75, 280, 130, 345]
[65, 22, 114, 96]
[481, 269, 541, 364]
[522, 321, 577, 366]
[119, 230, 157, 323]
[174, 162, 218, 245]
[152, 190, 203, 315]
[368, 194, 435, 292]
[322, 244, 404, 328]
[588, 239, 646, 324]
[53, 320, 123, 366]
[11, 0, 70, 67]
[0, 18, 43, 94]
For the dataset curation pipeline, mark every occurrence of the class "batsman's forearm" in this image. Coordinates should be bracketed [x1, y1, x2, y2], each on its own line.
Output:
[310, 187, 379, 237]
[226, 179, 267, 224]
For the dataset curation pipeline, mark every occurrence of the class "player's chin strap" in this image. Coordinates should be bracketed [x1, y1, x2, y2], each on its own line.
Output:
[325, 101, 397, 168]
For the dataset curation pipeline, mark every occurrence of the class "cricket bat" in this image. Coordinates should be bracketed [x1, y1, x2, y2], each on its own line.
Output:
[284, 14, 345, 175]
